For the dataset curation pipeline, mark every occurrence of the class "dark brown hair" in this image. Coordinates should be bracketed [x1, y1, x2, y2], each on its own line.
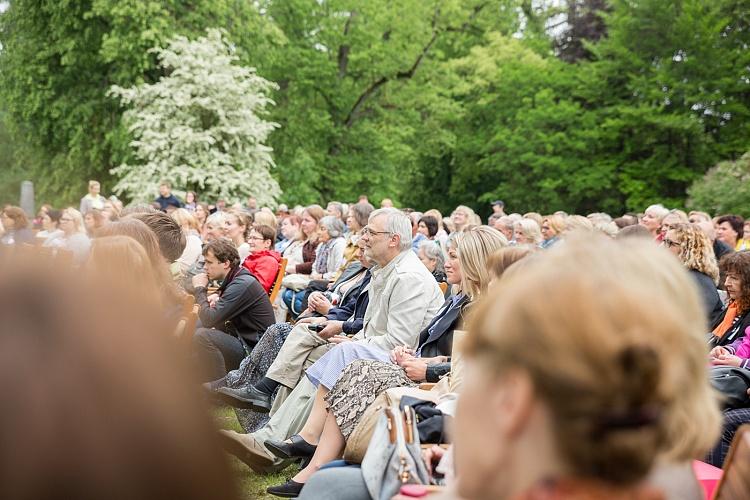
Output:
[203, 238, 240, 268]
[252, 223, 276, 244]
[128, 211, 186, 262]
[720, 251, 750, 312]
[717, 214, 744, 239]
[418, 215, 439, 238]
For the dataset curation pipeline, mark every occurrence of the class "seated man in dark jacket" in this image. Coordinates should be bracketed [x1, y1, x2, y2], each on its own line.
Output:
[193, 239, 275, 381]
[216, 245, 372, 408]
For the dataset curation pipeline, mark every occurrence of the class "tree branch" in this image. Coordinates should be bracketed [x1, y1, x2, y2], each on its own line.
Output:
[343, 6, 441, 128]
[341, 2, 489, 128]
[338, 11, 356, 79]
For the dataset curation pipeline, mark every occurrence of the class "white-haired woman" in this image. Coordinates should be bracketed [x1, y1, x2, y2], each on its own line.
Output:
[640, 203, 670, 241]
[417, 239, 446, 283]
[310, 216, 346, 281]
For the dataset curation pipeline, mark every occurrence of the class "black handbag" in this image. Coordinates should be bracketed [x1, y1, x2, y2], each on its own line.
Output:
[710, 366, 750, 409]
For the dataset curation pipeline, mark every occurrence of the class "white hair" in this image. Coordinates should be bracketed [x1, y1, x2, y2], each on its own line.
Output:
[369, 207, 412, 252]
[419, 240, 445, 273]
[205, 211, 227, 227]
[645, 204, 670, 222]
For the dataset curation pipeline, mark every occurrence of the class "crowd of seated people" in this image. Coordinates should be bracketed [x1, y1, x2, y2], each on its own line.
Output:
[4, 180, 750, 499]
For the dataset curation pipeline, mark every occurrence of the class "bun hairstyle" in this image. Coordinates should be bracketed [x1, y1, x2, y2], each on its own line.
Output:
[464, 235, 720, 485]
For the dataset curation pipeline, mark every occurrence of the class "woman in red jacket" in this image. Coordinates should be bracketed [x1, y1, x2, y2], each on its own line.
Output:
[242, 224, 281, 294]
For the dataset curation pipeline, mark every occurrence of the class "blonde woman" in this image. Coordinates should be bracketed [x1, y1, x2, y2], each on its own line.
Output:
[253, 208, 278, 231]
[450, 205, 475, 233]
[171, 208, 203, 272]
[52, 208, 91, 263]
[661, 223, 722, 325]
[262, 226, 507, 497]
[640, 203, 670, 241]
[453, 236, 720, 499]
[513, 218, 542, 247]
[224, 210, 253, 262]
[540, 214, 566, 249]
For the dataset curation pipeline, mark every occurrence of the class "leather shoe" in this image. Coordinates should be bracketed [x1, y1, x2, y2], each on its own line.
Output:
[265, 434, 317, 460]
[217, 429, 289, 474]
[216, 385, 273, 412]
[267, 479, 304, 498]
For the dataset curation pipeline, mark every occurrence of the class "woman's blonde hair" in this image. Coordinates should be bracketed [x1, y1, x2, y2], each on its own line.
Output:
[170, 208, 199, 232]
[423, 209, 444, 230]
[254, 209, 277, 230]
[225, 210, 253, 241]
[542, 215, 566, 236]
[452, 226, 507, 299]
[668, 223, 719, 284]
[464, 235, 720, 484]
[523, 212, 543, 226]
[565, 214, 594, 233]
[63, 208, 86, 234]
[513, 218, 542, 245]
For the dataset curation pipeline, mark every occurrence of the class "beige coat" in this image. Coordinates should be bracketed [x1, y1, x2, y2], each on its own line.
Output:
[353, 249, 444, 350]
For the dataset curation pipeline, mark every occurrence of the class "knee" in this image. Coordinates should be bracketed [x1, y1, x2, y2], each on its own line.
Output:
[194, 328, 215, 347]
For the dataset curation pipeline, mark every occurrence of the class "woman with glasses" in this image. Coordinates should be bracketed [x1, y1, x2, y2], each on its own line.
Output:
[707, 251, 750, 347]
[659, 209, 689, 240]
[662, 223, 723, 325]
[49, 208, 91, 263]
[242, 224, 281, 294]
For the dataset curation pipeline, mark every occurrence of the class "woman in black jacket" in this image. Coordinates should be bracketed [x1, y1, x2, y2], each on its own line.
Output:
[709, 251, 750, 347]
[662, 223, 724, 326]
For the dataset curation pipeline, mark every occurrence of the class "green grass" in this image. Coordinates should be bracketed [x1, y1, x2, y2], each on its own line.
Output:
[214, 407, 298, 500]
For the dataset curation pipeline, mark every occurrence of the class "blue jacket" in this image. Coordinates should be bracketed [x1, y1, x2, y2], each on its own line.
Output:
[326, 270, 371, 335]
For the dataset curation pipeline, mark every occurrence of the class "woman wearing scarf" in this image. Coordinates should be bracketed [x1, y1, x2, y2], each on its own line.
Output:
[708, 251, 750, 347]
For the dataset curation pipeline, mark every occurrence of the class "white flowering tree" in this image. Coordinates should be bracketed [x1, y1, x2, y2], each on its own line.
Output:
[109, 29, 281, 205]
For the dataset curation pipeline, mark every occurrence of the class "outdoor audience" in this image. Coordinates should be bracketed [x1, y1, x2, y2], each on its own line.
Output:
[4, 179, 750, 499]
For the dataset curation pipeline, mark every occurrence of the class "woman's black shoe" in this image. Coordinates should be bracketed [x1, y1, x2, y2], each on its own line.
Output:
[265, 434, 317, 460]
[266, 479, 304, 498]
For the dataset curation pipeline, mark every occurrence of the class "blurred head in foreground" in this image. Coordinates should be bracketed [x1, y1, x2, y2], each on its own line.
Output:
[455, 235, 720, 498]
[0, 251, 239, 500]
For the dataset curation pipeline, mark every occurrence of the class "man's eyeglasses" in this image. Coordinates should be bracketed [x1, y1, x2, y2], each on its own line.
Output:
[662, 238, 680, 248]
[362, 226, 392, 237]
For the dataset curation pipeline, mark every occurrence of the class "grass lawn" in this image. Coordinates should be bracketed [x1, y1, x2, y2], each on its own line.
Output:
[214, 406, 298, 500]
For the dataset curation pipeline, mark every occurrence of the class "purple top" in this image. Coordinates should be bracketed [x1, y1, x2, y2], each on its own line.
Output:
[725, 326, 750, 368]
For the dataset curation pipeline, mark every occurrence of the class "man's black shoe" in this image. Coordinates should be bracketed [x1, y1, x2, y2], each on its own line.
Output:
[215, 385, 272, 413]
[267, 479, 304, 498]
[265, 434, 317, 460]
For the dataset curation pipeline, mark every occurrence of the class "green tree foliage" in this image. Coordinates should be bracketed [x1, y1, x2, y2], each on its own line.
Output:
[0, 0, 270, 206]
[688, 152, 750, 218]
[1, 0, 748, 215]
